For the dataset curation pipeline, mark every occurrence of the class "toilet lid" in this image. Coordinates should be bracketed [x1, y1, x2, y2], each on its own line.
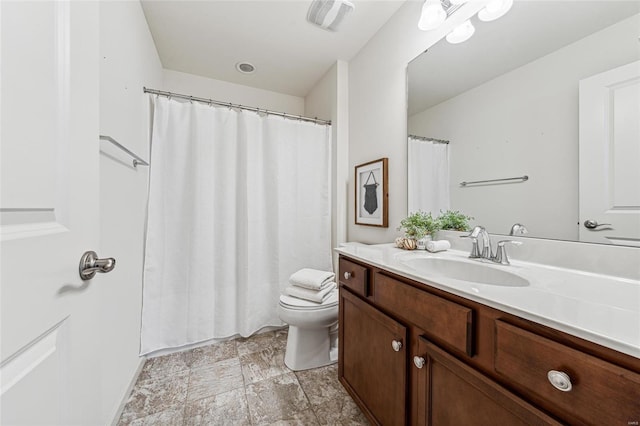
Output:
[279, 288, 338, 310]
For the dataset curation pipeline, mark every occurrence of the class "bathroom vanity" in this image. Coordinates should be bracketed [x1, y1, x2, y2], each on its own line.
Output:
[336, 244, 640, 425]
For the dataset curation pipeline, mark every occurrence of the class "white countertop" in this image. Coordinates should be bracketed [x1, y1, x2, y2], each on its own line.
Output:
[336, 243, 640, 359]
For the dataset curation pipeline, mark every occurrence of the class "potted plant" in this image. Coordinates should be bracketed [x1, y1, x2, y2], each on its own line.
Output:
[437, 210, 473, 232]
[398, 211, 440, 249]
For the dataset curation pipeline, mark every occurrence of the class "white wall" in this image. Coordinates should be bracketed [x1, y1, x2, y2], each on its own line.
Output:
[305, 60, 350, 270]
[408, 14, 640, 240]
[348, 1, 484, 243]
[99, 1, 163, 423]
[163, 69, 304, 115]
[304, 64, 335, 122]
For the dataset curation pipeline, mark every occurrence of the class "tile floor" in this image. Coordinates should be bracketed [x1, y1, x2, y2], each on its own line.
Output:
[117, 328, 369, 425]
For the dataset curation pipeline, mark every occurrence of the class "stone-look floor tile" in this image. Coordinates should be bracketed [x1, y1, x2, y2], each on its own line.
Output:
[240, 346, 289, 384]
[313, 396, 370, 426]
[119, 371, 189, 424]
[137, 351, 189, 382]
[188, 357, 244, 401]
[184, 387, 251, 426]
[122, 407, 185, 426]
[185, 339, 238, 370]
[236, 331, 279, 356]
[274, 328, 289, 350]
[118, 330, 367, 426]
[245, 372, 311, 425]
[267, 409, 320, 426]
[295, 364, 345, 407]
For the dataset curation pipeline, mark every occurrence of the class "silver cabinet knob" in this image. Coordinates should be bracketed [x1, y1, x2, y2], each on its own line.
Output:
[413, 356, 425, 369]
[583, 220, 612, 230]
[343, 271, 352, 280]
[79, 251, 116, 280]
[391, 340, 403, 352]
[547, 370, 572, 392]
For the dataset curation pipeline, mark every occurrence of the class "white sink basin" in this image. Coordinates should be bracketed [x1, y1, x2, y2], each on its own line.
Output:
[402, 257, 530, 287]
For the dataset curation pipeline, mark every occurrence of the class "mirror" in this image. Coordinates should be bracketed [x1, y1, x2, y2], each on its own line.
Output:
[407, 1, 640, 246]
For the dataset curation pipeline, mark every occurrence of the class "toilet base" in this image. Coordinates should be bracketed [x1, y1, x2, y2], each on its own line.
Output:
[284, 324, 338, 371]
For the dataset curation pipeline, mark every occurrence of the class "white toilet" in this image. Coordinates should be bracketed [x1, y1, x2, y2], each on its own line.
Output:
[278, 288, 339, 371]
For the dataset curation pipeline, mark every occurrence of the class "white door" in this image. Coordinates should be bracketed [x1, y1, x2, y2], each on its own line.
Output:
[1, 2, 105, 425]
[579, 60, 640, 246]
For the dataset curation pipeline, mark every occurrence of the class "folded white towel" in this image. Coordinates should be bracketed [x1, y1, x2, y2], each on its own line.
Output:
[289, 268, 335, 290]
[285, 282, 337, 303]
[426, 240, 451, 253]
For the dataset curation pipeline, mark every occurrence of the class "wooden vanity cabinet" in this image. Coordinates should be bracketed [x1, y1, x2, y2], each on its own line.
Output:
[414, 337, 561, 426]
[339, 288, 407, 426]
[338, 255, 640, 426]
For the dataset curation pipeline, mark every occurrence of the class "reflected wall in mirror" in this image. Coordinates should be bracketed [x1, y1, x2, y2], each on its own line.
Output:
[407, 1, 640, 246]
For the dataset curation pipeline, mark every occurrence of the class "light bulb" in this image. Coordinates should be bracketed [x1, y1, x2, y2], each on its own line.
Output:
[478, 0, 513, 22]
[418, 0, 446, 31]
[446, 20, 475, 44]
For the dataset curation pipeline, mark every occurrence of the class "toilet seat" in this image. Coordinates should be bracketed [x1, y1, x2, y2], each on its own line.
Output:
[279, 289, 338, 310]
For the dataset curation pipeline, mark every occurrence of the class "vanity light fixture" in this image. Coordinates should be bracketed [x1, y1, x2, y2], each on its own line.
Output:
[478, 0, 513, 22]
[446, 19, 475, 44]
[418, 0, 447, 31]
[418, 0, 513, 45]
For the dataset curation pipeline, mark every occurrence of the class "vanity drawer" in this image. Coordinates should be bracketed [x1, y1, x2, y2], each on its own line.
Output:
[339, 257, 369, 297]
[494, 320, 640, 425]
[374, 272, 474, 356]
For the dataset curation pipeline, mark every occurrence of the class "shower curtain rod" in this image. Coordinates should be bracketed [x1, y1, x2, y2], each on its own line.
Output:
[143, 87, 331, 126]
[408, 134, 449, 144]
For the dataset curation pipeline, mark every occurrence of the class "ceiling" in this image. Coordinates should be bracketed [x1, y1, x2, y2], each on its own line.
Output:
[408, 1, 640, 115]
[141, 0, 406, 97]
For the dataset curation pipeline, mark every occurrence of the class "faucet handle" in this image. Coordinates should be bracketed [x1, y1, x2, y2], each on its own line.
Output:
[467, 226, 485, 238]
[460, 234, 481, 258]
[492, 240, 523, 265]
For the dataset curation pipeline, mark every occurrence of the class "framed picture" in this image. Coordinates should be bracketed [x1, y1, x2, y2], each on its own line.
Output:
[355, 158, 388, 227]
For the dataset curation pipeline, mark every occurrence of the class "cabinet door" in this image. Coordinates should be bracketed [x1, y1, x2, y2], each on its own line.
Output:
[413, 337, 561, 426]
[339, 288, 407, 426]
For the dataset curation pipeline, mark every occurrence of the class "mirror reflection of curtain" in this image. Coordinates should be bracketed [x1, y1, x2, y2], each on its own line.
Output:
[408, 136, 450, 215]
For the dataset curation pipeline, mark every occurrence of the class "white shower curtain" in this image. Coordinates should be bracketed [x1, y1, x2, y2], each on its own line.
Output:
[141, 97, 332, 354]
[407, 136, 450, 215]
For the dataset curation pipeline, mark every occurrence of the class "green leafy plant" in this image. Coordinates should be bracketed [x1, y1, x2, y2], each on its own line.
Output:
[398, 211, 440, 239]
[437, 210, 474, 232]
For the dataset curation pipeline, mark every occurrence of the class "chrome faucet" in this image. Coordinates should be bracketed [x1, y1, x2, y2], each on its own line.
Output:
[462, 226, 492, 260]
[462, 226, 523, 265]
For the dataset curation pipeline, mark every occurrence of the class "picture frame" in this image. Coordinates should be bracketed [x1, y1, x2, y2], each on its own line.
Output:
[355, 158, 388, 227]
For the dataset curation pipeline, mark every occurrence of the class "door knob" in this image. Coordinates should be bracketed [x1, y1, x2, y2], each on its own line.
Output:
[79, 251, 116, 280]
[583, 220, 612, 230]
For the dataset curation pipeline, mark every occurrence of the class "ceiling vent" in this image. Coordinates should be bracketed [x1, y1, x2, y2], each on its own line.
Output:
[306, 0, 355, 32]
